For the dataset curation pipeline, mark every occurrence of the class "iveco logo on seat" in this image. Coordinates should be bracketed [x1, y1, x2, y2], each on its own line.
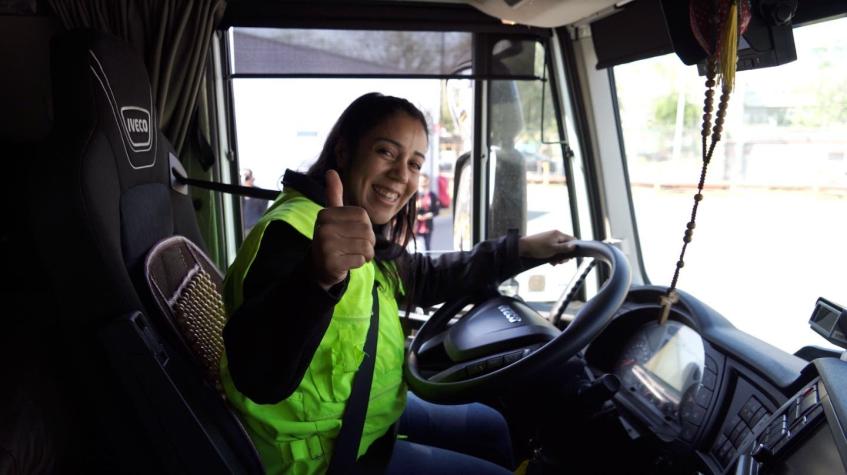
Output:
[126, 117, 148, 133]
[498, 305, 522, 324]
[120, 106, 152, 152]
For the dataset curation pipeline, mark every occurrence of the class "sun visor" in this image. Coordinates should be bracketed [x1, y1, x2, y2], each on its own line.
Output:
[591, 0, 676, 70]
[592, 0, 798, 72]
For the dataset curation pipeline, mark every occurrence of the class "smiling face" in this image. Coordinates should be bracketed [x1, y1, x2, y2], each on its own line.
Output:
[340, 112, 428, 225]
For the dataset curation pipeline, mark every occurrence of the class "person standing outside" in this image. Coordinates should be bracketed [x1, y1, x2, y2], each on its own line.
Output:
[415, 173, 440, 252]
[240, 168, 270, 234]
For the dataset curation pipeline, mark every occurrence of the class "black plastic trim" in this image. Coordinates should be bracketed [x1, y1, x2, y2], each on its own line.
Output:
[230, 73, 543, 81]
[99, 311, 263, 473]
[815, 358, 847, 469]
[221, 0, 552, 35]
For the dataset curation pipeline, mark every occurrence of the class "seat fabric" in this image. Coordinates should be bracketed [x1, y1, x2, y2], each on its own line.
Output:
[28, 28, 261, 473]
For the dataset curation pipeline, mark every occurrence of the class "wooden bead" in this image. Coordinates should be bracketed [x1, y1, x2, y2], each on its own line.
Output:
[713, 132, 722, 141]
[677, 260, 685, 268]
[706, 89, 715, 98]
[687, 222, 696, 229]
[713, 124, 723, 133]
[694, 193, 703, 201]
[706, 79, 716, 88]
[716, 117, 724, 126]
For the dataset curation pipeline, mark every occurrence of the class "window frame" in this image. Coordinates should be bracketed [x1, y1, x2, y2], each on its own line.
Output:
[215, 10, 585, 280]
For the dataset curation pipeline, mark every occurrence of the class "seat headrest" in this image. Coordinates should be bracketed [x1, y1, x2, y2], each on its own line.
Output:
[52, 29, 163, 181]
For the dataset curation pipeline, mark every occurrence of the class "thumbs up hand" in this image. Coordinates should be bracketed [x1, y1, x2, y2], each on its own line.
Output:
[312, 170, 376, 290]
[325, 168, 345, 209]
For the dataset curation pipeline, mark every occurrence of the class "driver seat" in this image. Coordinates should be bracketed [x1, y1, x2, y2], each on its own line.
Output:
[31, 28, 262, 473]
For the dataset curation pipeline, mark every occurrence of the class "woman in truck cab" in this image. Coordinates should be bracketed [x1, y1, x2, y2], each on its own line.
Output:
[220, 92, 575, 474]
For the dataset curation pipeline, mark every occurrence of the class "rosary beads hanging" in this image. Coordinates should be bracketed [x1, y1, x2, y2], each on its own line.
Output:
[658, 0, 747, 325]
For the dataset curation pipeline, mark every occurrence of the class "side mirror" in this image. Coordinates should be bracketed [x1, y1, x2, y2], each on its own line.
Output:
[452, 152, 473, 251]
[809, 297, 847, 350]
[451, 145, 528, 250]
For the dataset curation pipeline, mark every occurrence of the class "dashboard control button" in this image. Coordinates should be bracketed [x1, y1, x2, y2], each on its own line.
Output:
[695, 386, 712, 407]
[712, 435, 732, 464]
[730, 423, 749, 447]
[683, 404, 706, 424]
[789, 414, 807, 432]
[751, 442, 774, 464]
[725, 415, 742, 438]
[764, 425, 788, 447]
[681, 421, 698, 442]
[705, 355, 718, 374]
[740, 398, 762, 423]
[467, 361, 487, 377]
[702, 371, 717, 390]
[486, 356, 504, 371]
[790, 402, 803, 425]
[717, 441, 735, 466]
[750, 407, 769, 429]
[799, 387, 818, 415]
[504, 351, 522, 365]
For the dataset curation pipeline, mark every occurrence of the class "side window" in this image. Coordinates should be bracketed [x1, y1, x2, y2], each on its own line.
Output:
[228, 28, 473, 254]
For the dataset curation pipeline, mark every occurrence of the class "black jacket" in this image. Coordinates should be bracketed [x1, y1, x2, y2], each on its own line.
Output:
[223, 170, 526, 404]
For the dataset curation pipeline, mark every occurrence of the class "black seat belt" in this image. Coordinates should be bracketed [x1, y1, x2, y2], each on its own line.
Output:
[172, 169, 280, 201]
[327, 285, 381, 475]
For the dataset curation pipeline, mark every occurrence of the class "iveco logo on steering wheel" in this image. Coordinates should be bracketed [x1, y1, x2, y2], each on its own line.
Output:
[498, 304, 522, 324]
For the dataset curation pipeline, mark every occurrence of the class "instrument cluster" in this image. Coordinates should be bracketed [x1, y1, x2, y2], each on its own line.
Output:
[614, 320, 709, 434]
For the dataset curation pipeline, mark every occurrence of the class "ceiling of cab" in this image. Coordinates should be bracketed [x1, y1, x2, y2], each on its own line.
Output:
[469, 0, 623, 28]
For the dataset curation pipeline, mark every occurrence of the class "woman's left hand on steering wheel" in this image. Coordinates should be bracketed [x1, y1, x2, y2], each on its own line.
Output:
[518, 230, 576, 265]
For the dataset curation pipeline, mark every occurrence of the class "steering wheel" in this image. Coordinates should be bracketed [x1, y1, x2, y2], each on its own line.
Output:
[405, 240, 631, 404]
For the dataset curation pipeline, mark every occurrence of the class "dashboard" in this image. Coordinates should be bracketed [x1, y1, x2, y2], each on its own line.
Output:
[585, 286, 847, 474]
[614, 320, 706, 435]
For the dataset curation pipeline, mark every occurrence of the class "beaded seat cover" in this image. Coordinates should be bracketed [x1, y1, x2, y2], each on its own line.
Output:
[145, 235, 228, 392]
[173, 266, 228, 389]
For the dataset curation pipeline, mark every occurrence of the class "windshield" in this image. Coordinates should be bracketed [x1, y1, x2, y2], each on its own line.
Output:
[615, 18, 847, 354]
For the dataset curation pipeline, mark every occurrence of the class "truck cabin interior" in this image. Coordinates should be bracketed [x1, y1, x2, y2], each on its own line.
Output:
[2, 0, 847, 474]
